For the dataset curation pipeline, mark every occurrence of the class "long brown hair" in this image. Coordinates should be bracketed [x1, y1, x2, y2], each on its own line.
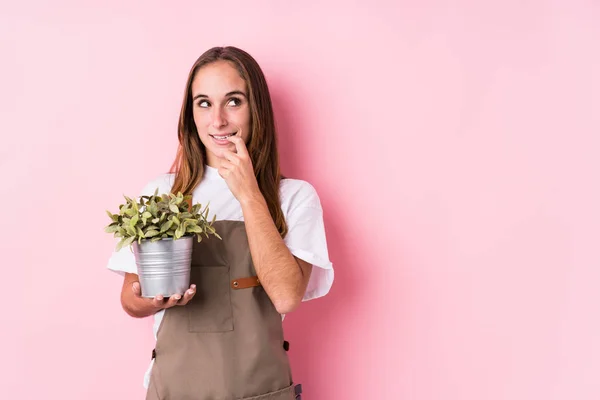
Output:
[169, 46, 288, 238]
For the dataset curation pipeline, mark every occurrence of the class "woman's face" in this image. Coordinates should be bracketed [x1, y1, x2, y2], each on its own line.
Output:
[191, 60, 251, 168]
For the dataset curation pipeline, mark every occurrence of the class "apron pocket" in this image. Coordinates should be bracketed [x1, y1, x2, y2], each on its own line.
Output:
[187, 265, 234, 332]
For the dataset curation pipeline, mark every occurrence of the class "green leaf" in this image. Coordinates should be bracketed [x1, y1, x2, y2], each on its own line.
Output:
[125, 225, 136, 236]
[160, 220, 173, 233]
[187, 225, 203, 234]
[104, 224, 119, 233]
[106, 210, 119, 222]
[181, 220, 190, 233]
[145, 230, 159, 237]
[172, 216, 181, 226]
[115, 239, 125, 252]
[175, 223, 185, 239]
[123, 236, 136, 247]
[169, 204, 180, 213]
[130, 215, 139, 227]
[116, 236, 135, 251]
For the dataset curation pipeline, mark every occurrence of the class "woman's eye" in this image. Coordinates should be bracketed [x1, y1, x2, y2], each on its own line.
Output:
[197, 98, 240, 108]
[227, 98, 241, 107]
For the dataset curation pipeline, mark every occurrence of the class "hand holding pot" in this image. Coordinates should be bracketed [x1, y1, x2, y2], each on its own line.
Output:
[132, 281, 196, 309]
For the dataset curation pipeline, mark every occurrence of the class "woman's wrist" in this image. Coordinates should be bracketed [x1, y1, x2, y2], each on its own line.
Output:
[239, 190, 267, 209]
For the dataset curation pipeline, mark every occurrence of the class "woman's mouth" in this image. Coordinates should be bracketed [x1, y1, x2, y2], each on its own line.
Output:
[210, 132, 237, 145]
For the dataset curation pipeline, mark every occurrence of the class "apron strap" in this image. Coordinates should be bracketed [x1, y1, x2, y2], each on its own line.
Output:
[231, 276, 261, 289]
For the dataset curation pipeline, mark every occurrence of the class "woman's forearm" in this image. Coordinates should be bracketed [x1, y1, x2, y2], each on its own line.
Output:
[240, 195, 307, 314]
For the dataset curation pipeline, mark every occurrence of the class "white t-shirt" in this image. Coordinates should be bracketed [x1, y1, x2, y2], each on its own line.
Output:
[106, 165, 334, 388]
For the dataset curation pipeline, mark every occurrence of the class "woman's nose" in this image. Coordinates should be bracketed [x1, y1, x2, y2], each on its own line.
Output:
[211, 107, 227, 128]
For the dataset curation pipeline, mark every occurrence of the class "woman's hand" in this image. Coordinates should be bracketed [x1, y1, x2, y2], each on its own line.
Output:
[131, 281, 196, 309]
[219, 133, 262, 204]
[120, 273, 197, 318]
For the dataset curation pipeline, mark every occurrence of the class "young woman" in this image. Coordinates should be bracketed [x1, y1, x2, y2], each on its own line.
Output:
[106, 46, 334, 399]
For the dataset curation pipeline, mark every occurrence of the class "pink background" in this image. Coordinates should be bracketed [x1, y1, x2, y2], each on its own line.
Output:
[2, 1, 599, 399]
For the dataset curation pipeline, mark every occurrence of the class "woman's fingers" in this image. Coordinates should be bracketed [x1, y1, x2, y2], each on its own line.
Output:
[226, 130, 249, 157]
[179, 285, 196, 305]
[151, 295, 165, 308]
[139, 284, 197, 309]
[221, 150, 240, 165]
[131, 281, 142, 297]
[164, 294, 182, 308]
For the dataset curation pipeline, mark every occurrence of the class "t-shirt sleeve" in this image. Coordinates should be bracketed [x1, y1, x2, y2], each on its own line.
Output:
[283, 182, 334, 302]
[105, 175, 171, 276]
[106, 243, 137, 276]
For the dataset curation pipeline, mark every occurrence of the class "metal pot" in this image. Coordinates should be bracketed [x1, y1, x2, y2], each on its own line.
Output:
[132, 236, 194, 298]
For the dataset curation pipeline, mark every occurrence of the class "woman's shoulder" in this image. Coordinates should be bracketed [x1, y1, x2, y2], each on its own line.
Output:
[279, 178, 322, 211]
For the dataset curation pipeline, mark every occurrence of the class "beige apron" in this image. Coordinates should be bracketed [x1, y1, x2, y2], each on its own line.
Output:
[145, 220, 301, 400]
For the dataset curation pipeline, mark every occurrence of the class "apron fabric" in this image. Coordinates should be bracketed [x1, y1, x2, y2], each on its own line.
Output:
[145, 220, 298, 400]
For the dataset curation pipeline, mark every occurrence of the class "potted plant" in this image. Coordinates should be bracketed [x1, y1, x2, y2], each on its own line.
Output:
[105, 189, 221, 298]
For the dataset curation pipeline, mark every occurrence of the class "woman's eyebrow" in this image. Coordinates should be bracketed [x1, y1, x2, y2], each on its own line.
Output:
[193, 91, 247, 101]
